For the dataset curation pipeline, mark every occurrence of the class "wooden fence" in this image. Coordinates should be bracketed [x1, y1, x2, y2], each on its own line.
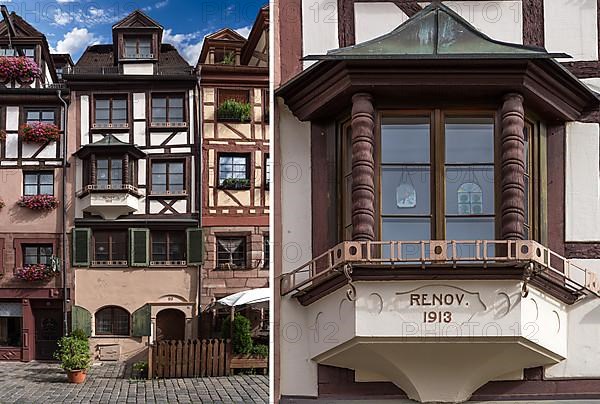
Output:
[149, 339, 231, 378]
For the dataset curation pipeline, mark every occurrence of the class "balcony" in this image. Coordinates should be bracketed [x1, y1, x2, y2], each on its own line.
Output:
[77, 184, 142, 220]
[281, 239, 600, 403]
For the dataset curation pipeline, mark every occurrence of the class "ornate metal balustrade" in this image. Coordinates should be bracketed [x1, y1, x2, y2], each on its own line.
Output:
[280, 240, 600, 300]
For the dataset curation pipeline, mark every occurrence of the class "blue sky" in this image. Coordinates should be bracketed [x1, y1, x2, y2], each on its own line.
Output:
[0, 0, 266, 64]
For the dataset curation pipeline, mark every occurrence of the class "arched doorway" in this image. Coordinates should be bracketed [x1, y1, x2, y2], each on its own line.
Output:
[156, 309, 186, 341]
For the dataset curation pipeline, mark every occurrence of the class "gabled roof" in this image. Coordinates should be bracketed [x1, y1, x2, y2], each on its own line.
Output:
[112, 9, 162, 30]
[205, 28, 247, 42]
[74, 134, 145, 159]
[0, 12, 45, 38]
[305, 2, 569, 60]
[241, 4, 269, 65]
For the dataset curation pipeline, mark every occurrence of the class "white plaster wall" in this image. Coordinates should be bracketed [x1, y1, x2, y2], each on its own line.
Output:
[582, 78, 600, 94]
[354, 3, 409, 44]
[133, 93, 146, 119]
[279, 99, 317, 396]
[35, 143, 57, 159]
[81, 96, 90, 145]
[6, 106, 18, 131]
[565, 122, 600, 241]
[122, 63, 154, 75]
[138, 159, 146, 185]
[188, 89, 195, 144]
[544, 0, 598, 62]
[547, 259, 600, 378]
[134, 121, 146, 146]
[302, 0, 339, 67]
[5, 107, 18, 158]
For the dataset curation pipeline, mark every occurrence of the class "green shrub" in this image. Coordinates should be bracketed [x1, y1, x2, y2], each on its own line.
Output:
[251, 344, 268, 358]
[53, 335, 91, 371]
[133, 361, 148, 372]
[221, 314, 253, 355]
[222, 52, 235, 65]
[70, 329, 89, 341]
[217, 99, 252, 122]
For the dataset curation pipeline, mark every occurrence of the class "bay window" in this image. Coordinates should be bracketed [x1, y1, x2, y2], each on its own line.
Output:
[96, 158, 122, 188]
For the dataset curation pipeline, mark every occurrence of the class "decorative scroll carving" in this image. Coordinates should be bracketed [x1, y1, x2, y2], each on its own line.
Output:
[351, 93, 375, 241]
[500, 93, 526, 240]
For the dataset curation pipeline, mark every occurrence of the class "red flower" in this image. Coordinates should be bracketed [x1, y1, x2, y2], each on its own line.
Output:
[19, 122, 60, 143]
[15, 264, 56, 282]
[18, 195, 59, 211]
[0, 56, 41, 84]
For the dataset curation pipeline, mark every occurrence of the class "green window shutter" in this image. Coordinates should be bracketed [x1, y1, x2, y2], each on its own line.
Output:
[71, 306, 92, 337]
[132, 304, 151, 336]
[187, 228, 204, 265]
[72, 228, 91, 267]
[129, 228, 149, 266]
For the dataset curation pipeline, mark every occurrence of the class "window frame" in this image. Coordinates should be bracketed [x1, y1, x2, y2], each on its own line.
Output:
[217, 153, 251, 189]
[23, 171, 54, 196]
[263, 234, 269, 269]
[23, 108, 57, 125]
[22, 244, 53, 266]
[150, 93, 187, 127]
[92, 230, 128, 266]
[149, 160, 186, 195]
[94, 306, 130, 336]
[92, 96, 129, 129]
[94, 157, 124, 188]
[216, 236, 247, 269]
[123, 36, 153, 59]
[150, 231, 186, 265]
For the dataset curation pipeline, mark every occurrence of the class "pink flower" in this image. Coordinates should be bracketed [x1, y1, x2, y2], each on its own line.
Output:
[15, 264, 56, 282]
[0, 56, 41, 84]
[19, 122, 60, 143]
[18, 195, 59, 211]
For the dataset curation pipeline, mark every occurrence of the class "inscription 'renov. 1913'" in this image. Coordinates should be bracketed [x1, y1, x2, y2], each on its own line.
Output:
[395, 285, 487, 324]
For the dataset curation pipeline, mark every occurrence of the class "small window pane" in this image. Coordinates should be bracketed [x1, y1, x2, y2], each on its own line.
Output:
[40, 174, 53, 184]
[153, 98, 167, 108]
[382, 217, 431, 259]
[381, 117, 430, 164]
[382, 167, 430, 215]
[445, 166, 494, 215]
[152, 163, 167, 174]
[445, 117, 494, 164]
[170, 97, 183, 107]
[24, 185, 37, 196]
[39, 185, 53, 195]
[170, 163, 184, 174]
[41, 112, 55, 122]
[96, 99, 110, 109]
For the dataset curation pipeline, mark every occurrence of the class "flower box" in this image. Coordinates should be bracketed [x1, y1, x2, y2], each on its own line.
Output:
[19, 122, 60, 143]
[18, 194, 59, 211]
[0, 56, 41, 84]
[15, 264, 57, 282]
[220, 178, 251, 190]
[217, 100, 252, 122]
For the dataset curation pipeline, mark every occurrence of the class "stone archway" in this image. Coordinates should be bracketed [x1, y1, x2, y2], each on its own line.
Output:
[156, 309, 186, 341]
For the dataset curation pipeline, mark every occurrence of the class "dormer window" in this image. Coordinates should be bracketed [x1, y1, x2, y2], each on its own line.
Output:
[124, 37, 152, 59]
[214, 48, 235, 65]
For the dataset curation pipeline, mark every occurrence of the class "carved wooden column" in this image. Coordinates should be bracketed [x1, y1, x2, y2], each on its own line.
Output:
[90, 153, 97, 186]
[123, 154, 129, 186]
[351, 93, 376, 241]
[500, 93, 526, 239]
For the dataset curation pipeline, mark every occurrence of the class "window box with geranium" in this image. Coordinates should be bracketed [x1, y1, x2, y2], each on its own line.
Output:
[220, 178, 251, 190]
[0, 56, 41, 84]
[15, 264, 57, 282]
[19, 122, 60, 143]
[18, 194, 59, 211]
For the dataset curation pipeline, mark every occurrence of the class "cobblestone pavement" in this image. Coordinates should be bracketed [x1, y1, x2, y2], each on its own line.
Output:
[0, 361, 269, 403]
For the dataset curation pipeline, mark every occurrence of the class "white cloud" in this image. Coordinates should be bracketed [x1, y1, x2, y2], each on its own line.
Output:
[51, 27, 101, 56]
[235, 25, 252, 38]
[162, 28, 204, 65]
[53, 9, 72, 26]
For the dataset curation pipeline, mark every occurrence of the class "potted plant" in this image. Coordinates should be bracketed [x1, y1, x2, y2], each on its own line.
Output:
[19, 122, 60, 143]
[18, 194, 59, 211]
[0, 56, 41, 84]
[53, 333, 91, 384]
[132, 361, 148, 379]
[15, 264, 57, 282]
[217, 99, 252, 122]
[221, 178, 251, 190]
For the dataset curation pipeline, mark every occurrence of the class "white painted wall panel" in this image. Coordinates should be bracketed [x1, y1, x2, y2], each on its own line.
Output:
[188, 90, 195, 144]
[172, 200, 186, 213]
[544, 0, 598, 61]
[582, 78, 600, 94]
[278, 99, 317, 397]
[133, 93, 146, 119]
[302, 0, 339, 67]
[138, 159, 146, 185]
[123, 63, 154, 75]
[354, 3, 408, 44]
[134, 121, 146, 146]
[5, 133, 18, 158]
[81, 96, 90, 145]
[6, 106, 18, 131]
[166, 132, 187, 146]
[36, 143, 57, 159]
[150, 132, 170, 146]
[565, 122, 600, 241]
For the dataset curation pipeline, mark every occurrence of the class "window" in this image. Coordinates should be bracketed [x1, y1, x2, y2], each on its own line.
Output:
[95, 306, 130, 336]
[151, 161, 185, 194]
[124, 37, 152, 58]
[22, 244, 53, 266]
[264, 89, 270, 122]
[214, 48, 235, 64]
[374, 112, 495, 256]
[93, 231, 127, 264]
[216, 237, 246, 268]
[218, 154, 250, 187]
[56, 67, 63, 80]
[218, 89, 249, 105]
[24, 171, 54, 196]
[263, 235, 269, 268]
[0, 315, 22, 347]
[151, 231, 185, 263]
[94, 97, 128, 127]
[264, 155, 271, 190]
[151, 95, 185, 125]
[26, 110, 55, 124]
[0, 47, 33, 58]
[96, 158, 123, 188]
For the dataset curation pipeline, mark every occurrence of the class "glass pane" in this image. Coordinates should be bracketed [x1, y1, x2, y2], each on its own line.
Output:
[381, 117, 430, 164]
[382, 167, 430, 215]
[446, 217, 495, 258]
[39, 185, 53, 195]
[112, 109, 127, 122]
[445, 166, 494, 215]
[152, 163, 166, 174]
[95, 110, 109, 122]
[153, 97, 167, 108]
[220, 156, 232, 165]
[97, 159, 108, 169]
[170, 98, 183, 107]
[24, 174, 37, 185]
[382, 217, 431, 260]
[42, 111, 54, 122]
[169, 163, 184, 174]
[40, 173, 53, 184]
[24, 185, 37, 196]
[96, 99, 109, 109]
[445, 117, 494, 164]
[169, 107, 184, 121]
[152, 108, 167, 121]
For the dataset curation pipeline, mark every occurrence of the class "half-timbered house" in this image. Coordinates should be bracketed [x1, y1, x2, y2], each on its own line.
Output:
[64, 10, 201, 361]
[0, 7, 70, 361]
[197, 6, 269, 335]
[275, 1, 600, 402]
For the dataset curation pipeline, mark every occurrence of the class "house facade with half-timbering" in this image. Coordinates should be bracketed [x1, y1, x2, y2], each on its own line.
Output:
[64, 10, 201, 362]
[197, 5, 269, 335]
[0, 7, 71, 362]
[275, 1, 600, 402]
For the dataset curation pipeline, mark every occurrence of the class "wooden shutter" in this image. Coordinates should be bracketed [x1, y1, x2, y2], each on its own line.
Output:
[71, 305, 92, 337]
[129, 228, 149, 266]
[72, 228, 91, 267]
[132, 304, 151, 337]
[187, 228, 204, 265]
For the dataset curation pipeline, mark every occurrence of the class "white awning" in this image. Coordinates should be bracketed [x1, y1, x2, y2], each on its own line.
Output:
[217, 288, 270, 307]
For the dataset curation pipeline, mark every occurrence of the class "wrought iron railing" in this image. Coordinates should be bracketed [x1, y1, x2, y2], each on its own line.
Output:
[280, 240, 600, 299]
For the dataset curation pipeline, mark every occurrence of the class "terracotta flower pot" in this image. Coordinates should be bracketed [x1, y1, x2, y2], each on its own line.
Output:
[66, 369, 86, 384]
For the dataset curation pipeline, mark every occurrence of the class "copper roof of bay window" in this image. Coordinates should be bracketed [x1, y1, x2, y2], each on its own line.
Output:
[304, 2, 569, 60]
